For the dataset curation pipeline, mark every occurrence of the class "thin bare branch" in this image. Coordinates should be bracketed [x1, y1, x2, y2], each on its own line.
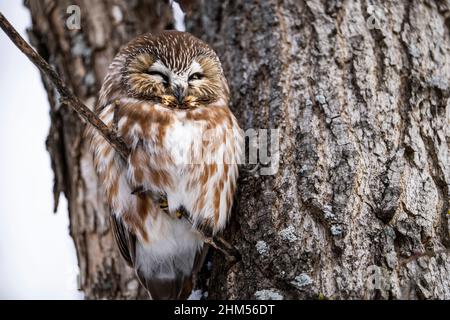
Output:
[0, 11, 130, 160]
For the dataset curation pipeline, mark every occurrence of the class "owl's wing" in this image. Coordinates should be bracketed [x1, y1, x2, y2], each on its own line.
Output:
[110, 214, 136, 267]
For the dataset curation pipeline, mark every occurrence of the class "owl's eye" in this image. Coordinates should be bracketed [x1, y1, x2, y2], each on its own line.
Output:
[188, 73, 204, 82]
[146, 70, 169, 84]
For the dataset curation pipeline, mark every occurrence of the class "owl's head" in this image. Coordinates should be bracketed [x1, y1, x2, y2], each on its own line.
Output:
[120, 31, 228, 109]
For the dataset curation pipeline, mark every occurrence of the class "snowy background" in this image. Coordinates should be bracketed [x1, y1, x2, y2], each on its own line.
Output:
[0, 1, 82, 299]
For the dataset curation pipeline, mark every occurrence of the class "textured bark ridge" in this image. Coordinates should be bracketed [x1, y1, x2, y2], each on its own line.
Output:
[25, 0, 449, 299]
[187, 0, 450, 299]
[25, 0, 173, 299]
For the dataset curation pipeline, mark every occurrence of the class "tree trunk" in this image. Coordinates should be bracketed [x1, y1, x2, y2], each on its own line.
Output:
[26, 0, 449, 299]
[187, 0, 450, 299]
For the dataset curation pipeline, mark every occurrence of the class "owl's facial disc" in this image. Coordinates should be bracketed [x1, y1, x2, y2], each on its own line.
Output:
[149, 60, 210, 109]
[122, 32, 227, 109]
[124, 50, 223, 109]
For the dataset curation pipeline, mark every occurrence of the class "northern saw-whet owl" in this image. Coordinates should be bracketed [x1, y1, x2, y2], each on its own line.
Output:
[87, 31, 242, 299]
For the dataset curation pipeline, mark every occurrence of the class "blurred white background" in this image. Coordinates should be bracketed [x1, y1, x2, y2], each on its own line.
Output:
[0, 1, 82, 299]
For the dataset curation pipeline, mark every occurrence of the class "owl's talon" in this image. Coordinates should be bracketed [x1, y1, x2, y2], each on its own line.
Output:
[159, 199, 168, 209]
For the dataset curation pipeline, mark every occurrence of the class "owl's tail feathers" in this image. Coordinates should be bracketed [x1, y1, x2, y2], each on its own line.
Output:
[135, 244, 209, 300]
[138, 273, 191, 300]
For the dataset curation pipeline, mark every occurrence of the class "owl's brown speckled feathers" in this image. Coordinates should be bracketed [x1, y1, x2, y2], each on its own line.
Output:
[87, 31, 242, 299]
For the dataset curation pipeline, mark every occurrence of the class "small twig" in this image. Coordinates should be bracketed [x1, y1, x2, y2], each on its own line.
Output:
[0, 11, 129, 160]
[0, 11, 239, 263]
[205, 236, 241, 264]
[179, 210, 240, 264]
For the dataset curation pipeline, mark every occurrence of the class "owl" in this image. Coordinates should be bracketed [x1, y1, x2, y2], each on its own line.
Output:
[86, 31, 242, 299]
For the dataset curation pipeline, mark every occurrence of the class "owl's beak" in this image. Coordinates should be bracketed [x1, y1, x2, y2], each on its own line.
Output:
[173, 85, 186, 105]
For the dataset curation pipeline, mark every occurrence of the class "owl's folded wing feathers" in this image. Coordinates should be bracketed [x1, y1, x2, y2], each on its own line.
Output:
[110, 214, 136, 267]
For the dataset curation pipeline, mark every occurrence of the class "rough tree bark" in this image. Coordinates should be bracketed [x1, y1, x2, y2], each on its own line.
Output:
[188, 0, 450, 299]
[26, 0, 449, 299]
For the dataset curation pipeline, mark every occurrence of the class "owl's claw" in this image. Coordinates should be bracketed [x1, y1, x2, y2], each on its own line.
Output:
[159, 199, 169, 209]
[157, 197, 184, 219]
[159, 198, 170, 215]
